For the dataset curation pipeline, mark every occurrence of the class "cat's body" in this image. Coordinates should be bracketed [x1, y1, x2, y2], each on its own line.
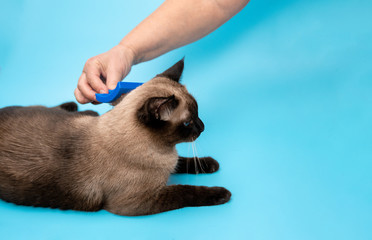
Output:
[0, 60, 231, 216]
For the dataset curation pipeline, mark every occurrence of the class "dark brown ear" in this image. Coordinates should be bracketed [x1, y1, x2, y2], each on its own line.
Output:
[156, 58, 184, 82]
[138, 95, 179, 124]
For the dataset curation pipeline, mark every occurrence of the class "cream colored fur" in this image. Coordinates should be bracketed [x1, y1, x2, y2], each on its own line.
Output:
[71, 77, 193, 215]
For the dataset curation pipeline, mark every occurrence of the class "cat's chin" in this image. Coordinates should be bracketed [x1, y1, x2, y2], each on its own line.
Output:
[185, 135, 201, 143]
[178, 138, 197, 144]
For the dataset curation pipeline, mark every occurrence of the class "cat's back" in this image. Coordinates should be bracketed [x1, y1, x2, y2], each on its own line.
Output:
[0, 105, 89, 162]
[1, 105, 70, 150]
[0, 105, 99, 209]
[0, 105, 70, 129]
[1, 105, 60, 130]
[0, 105, 77, 169]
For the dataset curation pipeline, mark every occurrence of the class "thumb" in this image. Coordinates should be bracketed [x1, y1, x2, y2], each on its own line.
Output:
[106, 69, 123, 90]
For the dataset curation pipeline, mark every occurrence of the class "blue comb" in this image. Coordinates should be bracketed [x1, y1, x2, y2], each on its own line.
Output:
[95, 82, 143, 103]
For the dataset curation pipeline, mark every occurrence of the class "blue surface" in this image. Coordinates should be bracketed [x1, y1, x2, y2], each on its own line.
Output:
[1, 0, 372, 239]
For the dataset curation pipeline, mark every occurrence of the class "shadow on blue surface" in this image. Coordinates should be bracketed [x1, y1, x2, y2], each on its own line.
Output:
[0, 0, 372, 239]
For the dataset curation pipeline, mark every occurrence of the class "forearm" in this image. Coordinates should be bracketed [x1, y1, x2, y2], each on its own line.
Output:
[120, 0, 249, 64]
[75, 0, 248, 103]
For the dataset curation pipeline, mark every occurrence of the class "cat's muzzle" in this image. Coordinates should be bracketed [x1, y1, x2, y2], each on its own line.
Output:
[192, 117, 205, 139]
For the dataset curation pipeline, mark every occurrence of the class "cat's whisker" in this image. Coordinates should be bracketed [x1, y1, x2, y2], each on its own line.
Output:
[191, 139, 205, 174]
[191, 139, 198, 174]
[186, 142, 191, 174]
[192, 138, 201, 173]
[193, 141, 205, 173]
[196, 141, 207, 171]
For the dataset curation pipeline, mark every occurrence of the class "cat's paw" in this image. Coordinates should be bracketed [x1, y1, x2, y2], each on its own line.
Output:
[59, 102, 78, 112]
[199, 157, 219, 173]
[206, 187, 232, 205]
[174, 156, 220, 174]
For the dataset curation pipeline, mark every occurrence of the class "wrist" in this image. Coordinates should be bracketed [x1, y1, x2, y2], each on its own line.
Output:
[117, 42, 141, 65]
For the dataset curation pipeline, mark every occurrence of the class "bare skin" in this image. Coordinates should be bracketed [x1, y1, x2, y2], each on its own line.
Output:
[75, 0, 250, 104]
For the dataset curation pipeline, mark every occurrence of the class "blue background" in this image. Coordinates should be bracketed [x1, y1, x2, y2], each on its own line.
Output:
[1, 0, 372, 239]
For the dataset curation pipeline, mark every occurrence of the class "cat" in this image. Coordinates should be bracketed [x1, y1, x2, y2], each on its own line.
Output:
[0, 59, 231, 216]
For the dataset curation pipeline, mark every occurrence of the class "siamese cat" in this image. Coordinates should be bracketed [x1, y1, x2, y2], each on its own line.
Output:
[0, 59, 231, 216]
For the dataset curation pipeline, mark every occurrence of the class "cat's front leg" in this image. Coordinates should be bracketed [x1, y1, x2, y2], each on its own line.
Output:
[174, 156, 219, 174]
[106, 185, 231, 216]
[149, 185, 231, 215]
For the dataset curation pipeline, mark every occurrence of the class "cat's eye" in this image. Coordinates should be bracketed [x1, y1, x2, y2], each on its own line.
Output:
[183, 120, 192, 127]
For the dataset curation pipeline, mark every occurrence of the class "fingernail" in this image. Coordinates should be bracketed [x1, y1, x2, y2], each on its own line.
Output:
[100, 90, 106, 94]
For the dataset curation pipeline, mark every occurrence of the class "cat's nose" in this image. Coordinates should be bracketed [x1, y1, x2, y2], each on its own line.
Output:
[195, 117, 204, 133]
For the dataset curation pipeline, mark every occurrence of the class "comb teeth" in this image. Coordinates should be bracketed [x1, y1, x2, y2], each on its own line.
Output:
[95, 82, 143, 103]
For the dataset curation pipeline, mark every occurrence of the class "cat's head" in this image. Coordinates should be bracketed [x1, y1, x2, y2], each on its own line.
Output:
[125, 59, 204, 145]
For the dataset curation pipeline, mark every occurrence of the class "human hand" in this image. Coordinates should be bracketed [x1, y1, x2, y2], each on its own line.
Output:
[75, 44, 136, 104]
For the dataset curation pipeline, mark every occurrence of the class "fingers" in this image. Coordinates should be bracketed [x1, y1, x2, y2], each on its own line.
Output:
[76, 57, 109, 104]
[85, 64, 109, 94]
[106, 68, 123, 90]
[74, 88, 90, 104]
[76, 73, 97, 103]
[75, 45, 135, 104]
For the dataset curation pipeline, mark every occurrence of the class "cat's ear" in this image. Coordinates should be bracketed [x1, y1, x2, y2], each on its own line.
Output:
[156, 58, 184, 83]
[138, 95, 179, 124]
